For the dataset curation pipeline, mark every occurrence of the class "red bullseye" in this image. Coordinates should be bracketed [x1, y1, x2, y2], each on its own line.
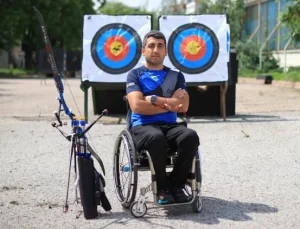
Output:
[180, 36, 206, 61]
[104, 36, 129, 61]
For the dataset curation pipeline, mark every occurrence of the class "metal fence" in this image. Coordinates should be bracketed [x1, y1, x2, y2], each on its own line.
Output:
[244, 0, 298, 51]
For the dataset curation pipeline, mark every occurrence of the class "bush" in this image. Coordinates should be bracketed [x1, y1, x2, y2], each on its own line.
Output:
[236, 41, 259, 70]
[236, 42, 279, 72]
[260, 53, 279, 72]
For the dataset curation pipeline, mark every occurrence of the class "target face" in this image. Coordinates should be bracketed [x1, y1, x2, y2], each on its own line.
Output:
[168, 23, 219, 74]
[91, 23, 142, 74]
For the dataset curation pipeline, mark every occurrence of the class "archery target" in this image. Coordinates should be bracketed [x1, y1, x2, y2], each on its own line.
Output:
[82, 15, 151, 83]
[168, 23, 219, 74]
[160, 15, 229, 83]
[91, 23, 142, 74]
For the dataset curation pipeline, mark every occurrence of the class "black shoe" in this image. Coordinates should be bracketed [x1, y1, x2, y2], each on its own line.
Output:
[171, 187, 190, 203]
[157, 188, 175, 205]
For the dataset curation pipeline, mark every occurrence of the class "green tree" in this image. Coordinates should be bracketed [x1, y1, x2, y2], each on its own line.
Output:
[160, 0, 244, 45]
[98, 2, 157, 29]
[99, 2, 147, 15]
[196, 0, 244, 46]
[281, 0, 300, 41]
[0, 0, 101, 69]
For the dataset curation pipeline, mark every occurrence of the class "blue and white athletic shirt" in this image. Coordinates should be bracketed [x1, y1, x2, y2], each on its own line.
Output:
[126, 65, 187, 127]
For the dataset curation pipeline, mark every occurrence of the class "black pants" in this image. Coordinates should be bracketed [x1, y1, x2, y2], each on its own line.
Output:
[131, 123, 200, 190]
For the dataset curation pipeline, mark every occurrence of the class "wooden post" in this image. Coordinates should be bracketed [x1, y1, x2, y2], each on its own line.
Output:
[220, 82, 228, 121]
[84, 86, 88, 123]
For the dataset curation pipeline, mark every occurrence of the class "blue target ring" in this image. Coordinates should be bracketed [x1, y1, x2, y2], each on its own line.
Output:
[168, 23, 219, 74]
[91, 23, 142, 74]
[96, 29, 136, 68]
[173, 28, 214, 68]
[227, 30, 230, 53]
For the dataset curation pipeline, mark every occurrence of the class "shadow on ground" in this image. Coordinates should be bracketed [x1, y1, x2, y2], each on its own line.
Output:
[95, 196, 278, 228]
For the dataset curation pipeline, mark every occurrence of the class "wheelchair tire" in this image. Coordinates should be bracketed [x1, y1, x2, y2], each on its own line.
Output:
[195, 150, 202, 185]
[192, 150, 203, 213]
[130, 201, 147, 218]
[113, 129, 138, 208]
[192, 195, 203, 213]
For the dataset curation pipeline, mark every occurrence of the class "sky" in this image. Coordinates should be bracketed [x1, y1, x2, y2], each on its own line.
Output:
[93, 0, 162, 12]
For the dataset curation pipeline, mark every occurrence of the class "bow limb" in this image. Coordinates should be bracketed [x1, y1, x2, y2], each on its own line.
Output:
[33, 6, 74, 121]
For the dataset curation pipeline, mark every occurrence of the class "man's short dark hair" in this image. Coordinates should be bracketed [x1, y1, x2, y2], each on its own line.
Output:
[142, 30, 167, 48]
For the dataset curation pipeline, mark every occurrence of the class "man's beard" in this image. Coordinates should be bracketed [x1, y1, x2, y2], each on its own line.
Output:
[145, 57, 163, 66]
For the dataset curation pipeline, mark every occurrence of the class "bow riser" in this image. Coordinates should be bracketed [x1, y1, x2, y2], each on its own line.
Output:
[59, 92, 73, 120]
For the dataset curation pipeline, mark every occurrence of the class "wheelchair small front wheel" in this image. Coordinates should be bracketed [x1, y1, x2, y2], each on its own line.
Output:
[130, 201, 147, 218]
[192, 195, 203, 213]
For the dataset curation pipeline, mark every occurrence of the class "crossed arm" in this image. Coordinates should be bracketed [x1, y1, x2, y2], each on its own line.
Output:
[127, 88, 189, 115]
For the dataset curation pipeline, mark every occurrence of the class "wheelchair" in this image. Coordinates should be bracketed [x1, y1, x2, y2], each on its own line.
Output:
[113, 97, 203, 218]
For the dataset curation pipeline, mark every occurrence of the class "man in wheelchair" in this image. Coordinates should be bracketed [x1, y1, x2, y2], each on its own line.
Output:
[126, 30, 200, 205]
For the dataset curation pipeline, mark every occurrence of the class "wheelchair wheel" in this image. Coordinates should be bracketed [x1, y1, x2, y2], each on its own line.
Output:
[192, 195, 203, 213]
[113, 129, 138, 208]
[130, 201, 147, 218]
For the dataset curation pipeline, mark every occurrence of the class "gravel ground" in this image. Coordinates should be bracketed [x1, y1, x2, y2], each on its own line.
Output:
[0, 77, 299, 229]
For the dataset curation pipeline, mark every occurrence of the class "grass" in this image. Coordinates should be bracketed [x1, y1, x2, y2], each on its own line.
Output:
[1, 67, 300, 82]
[239, 69, 300, 82]
[0, 68, 35, 76]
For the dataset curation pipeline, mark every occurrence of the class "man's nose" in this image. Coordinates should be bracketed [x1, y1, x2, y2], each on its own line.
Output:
[153, 46, 159, 52]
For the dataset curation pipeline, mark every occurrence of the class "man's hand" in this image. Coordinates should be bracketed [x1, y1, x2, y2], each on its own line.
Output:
[172, 88, 186, 99]
[128, 91, 168, 115]
[164, 103, 183, 112]
[144, 93, 185, 113]
[144, 95, 166, 109]
[144, 95, 151, 103]
[163, 88, 186, 112]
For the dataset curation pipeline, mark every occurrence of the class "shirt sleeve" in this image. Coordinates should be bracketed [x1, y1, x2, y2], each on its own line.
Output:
[175, 72, 187, 90]
[126, 69, 141, 94]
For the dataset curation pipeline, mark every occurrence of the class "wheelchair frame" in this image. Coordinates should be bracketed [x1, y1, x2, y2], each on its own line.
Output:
[112, 98, 203, 218]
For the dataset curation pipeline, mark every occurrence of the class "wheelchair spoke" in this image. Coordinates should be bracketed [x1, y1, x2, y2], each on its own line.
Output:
[113, 130, 138, 208]
[121, 173, 130, 193]
[120, 143, 126, 168]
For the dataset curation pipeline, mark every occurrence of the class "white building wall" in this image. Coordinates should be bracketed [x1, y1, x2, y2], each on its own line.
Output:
[272, 50, 300, 69]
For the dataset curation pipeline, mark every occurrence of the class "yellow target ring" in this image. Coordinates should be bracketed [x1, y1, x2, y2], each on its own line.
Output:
[186, 41, 201, 55]
[104, 35, 129, 61]
[180, 35, 206, 61]
[110, 41, 123, 56]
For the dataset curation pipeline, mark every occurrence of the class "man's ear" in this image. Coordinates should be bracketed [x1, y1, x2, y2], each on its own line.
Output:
[142, 48, 145, 56]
